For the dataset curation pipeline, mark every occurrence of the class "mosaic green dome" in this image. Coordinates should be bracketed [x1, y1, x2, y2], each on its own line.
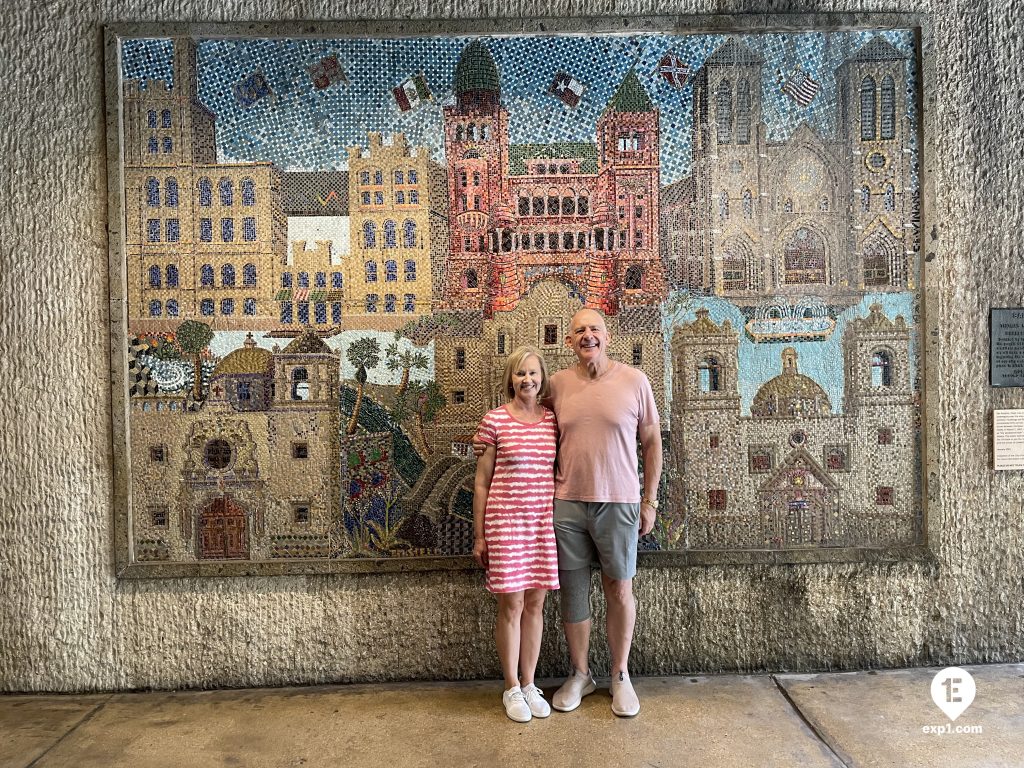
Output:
[454, 40, 500, 95]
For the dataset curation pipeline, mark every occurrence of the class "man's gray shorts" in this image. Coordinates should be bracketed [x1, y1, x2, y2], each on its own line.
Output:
[552, 499, 639, 581]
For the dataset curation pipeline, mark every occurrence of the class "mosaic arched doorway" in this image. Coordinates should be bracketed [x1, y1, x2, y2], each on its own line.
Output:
[198, 495, 249, 559]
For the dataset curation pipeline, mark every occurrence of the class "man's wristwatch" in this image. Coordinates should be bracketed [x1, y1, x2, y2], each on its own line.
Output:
[641, 496, 659, 510]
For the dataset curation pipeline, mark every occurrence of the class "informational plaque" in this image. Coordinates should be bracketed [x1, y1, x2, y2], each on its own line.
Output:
[991, 308, 1024, 387]
[994, 410, 1024, 470]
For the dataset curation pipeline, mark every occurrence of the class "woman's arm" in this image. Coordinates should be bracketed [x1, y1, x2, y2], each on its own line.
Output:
[472, 443, 497, 568]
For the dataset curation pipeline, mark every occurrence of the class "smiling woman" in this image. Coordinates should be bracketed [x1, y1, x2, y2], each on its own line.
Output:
[472, 344, 559, 721]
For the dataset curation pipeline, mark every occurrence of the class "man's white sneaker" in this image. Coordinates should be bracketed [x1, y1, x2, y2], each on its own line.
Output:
[502, 686, 532, 722]
[551, 669, 597, 712]
[521, 683, 551, 718]
[610, 671, 640, 717]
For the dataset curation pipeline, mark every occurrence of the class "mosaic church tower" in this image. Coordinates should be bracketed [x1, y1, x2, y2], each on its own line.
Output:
[440, 40, 667, 317]
[666, 35, 914, 301]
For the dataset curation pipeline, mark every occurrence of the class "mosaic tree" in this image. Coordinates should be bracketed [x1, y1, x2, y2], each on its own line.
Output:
[391, 380, 446, 457]
[385, 339, 429, 396]
[345, 337, 381, 435]
[176, 320, 214, 401]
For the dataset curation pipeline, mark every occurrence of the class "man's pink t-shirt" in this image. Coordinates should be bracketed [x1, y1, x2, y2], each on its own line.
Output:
[548, 362, 659, 503]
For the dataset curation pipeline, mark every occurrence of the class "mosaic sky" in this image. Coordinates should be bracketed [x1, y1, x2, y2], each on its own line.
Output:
[121, 30, 917, 184]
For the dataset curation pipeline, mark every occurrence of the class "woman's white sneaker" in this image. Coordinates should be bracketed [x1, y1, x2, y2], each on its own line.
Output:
[502, 686, 532, 722]
[521, 683, 551, 718]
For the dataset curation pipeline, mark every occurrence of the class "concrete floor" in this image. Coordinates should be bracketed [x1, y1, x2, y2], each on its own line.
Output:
[2, 664, 1022, 768]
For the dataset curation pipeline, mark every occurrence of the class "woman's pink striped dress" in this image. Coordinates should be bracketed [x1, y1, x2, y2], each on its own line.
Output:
[476, 406, 560, 593]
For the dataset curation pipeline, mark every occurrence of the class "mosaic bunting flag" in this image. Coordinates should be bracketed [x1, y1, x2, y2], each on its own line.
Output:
[781, 68, 821, 107]
[392, 74, 431, 112]
[549, 72, 586, 107]
[657, 53, 690, 88]
[308, 55, 348, 89]
[232, 71, 273, 108]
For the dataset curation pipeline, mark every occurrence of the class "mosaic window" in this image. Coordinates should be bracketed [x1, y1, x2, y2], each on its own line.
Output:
[165, 178, 179, 207]
[736, 80, 752, 145]
[871, 350, 894, 387]
[860, 76, 876, 140]
[716, 80, 732, 144]
[111, 22, 929, 573]
[783, 227, 826, 284]
[880, 76, 896, 140]
[219, 177, 233, 206]
[205, 439, 232, 469]
[241, 178, 256, 206]
[749, 446, 774, 474]
[198, 177, 212, 206]
[146, 177, 160, 206]
[699, 356, 721, 392]
[824, 444, 850, 472]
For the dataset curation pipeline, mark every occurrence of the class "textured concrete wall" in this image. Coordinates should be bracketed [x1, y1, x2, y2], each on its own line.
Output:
[1, 0, 1022, 693]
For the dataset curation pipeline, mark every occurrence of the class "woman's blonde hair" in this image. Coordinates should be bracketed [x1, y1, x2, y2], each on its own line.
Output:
[501, 346, 551, 403]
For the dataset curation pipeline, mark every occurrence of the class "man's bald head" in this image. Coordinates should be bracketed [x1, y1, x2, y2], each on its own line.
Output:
[566, 308, 611, 365]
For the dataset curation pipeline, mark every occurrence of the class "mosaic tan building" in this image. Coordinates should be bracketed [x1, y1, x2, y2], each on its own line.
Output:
[429, 280, 666, 454]
[670, 304, 915, 549]
[129, 331, 341, 561]
[345, 132, 448, 330]
[123, 38, 287, 332]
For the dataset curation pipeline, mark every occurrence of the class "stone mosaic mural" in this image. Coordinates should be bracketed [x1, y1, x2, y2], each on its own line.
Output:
[111, 25, 924, 568]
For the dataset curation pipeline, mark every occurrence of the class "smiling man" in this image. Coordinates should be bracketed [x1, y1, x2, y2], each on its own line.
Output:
[545, 308, 663, 717]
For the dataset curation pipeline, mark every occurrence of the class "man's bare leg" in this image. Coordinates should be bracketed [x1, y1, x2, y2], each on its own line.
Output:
[602, 573, 635, 676]
[564, 617, 592, 675]
[603, 573, 640, 717]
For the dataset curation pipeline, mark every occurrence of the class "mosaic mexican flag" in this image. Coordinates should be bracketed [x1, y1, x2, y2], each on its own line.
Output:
[113, 24, 924, 567]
